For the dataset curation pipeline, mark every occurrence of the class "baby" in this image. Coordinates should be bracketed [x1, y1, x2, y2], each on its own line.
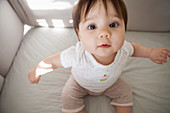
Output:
[28, 0, 170, 113]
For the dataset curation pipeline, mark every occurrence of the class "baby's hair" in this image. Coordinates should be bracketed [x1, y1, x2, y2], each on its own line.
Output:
[72, 0, 128, 35]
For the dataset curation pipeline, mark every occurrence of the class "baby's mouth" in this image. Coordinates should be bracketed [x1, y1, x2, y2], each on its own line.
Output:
[98, 44, 111, 48]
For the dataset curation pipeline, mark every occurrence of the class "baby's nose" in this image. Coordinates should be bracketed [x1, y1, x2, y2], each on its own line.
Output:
[98, 29, 111, 39]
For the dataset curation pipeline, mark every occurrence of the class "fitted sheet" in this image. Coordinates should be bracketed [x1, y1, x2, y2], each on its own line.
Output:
[0, 27, 170, 113]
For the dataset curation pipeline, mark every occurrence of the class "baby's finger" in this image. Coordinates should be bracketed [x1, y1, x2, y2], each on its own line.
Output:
[162, 58, 167, 63]
[161, 55, 168, 62]
[35, 75, 41, 84]
[162, 48, 168, 51]
[167, 50, 170, 57]
[30, 78, 35, 84]
[28, 74, 35, 84]
[156, 54, 166, 61]
[158, 57, 167, 63]
[162, 49, 170, 57]
[160, 53, 167, 58]
[154, 60, 164, 64]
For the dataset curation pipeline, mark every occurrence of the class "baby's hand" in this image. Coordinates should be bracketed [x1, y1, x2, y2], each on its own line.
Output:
[149, 48, 170, 64]
[28, 61, 54, 84]
[28, 69, 41, 84]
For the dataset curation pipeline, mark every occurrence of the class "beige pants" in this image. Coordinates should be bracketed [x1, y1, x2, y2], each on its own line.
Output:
[61, 76, 133, 113]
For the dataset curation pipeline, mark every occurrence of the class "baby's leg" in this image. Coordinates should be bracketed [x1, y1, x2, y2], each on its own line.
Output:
[115, 106, 132, 113]
[104, 78, 133, 113]
[61, 76, 88, 113]
[63, 110, 84, 113]
[77, 110, 84, 113]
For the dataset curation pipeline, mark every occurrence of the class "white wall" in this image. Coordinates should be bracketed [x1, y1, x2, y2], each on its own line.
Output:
[0, 0, 24, 90]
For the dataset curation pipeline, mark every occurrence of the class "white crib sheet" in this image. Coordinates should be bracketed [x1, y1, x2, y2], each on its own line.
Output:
[0, 27, 170, 113]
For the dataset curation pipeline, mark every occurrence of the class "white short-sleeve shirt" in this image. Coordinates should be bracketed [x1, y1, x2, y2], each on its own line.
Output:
[60, 40, 134, 92]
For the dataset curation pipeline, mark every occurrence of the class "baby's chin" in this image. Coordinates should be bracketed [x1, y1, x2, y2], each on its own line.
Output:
[93, 51, 117, 58]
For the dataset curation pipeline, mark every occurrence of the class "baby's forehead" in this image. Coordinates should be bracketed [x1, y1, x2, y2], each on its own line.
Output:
[81, 1, 120, 21]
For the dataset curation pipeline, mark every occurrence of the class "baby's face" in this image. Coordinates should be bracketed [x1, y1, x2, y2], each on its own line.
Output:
[77, 1, 125, 63]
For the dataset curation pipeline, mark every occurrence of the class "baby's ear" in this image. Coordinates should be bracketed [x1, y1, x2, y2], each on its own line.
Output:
[76, 29, 81, 40]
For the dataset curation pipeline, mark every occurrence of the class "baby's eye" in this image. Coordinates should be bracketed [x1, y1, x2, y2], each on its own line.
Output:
[109, 22, 118, 28]
[88, 25, 96, 30]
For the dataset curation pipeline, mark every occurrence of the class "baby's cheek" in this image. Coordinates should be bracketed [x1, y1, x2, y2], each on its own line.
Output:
[85, 46, 95, 54]
[112, 41, 123, 51]
[83, 42, 96, 52]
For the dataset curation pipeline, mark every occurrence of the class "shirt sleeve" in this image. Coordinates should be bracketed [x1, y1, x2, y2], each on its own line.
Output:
[122, 40, 134, 56]
[60, 46, 76, 68]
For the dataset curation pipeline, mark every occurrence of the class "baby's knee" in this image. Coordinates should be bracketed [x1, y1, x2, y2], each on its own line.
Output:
[61, 90, 85, 112]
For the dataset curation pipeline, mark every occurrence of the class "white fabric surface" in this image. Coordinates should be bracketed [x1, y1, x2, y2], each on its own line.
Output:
[0, 0, 24, 76]
[0, 28, 170, 113]
[0, 75, 4, 92]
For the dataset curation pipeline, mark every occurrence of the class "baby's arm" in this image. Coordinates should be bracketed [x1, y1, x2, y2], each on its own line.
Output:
[131, 43, 170, 64]
[28, 52, 63, 84]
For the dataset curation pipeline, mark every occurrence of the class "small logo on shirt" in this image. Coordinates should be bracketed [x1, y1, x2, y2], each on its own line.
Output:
[100, 74, 108, 81]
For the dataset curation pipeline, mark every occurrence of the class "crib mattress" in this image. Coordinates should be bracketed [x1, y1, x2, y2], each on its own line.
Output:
[0, 27, 170, 113]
